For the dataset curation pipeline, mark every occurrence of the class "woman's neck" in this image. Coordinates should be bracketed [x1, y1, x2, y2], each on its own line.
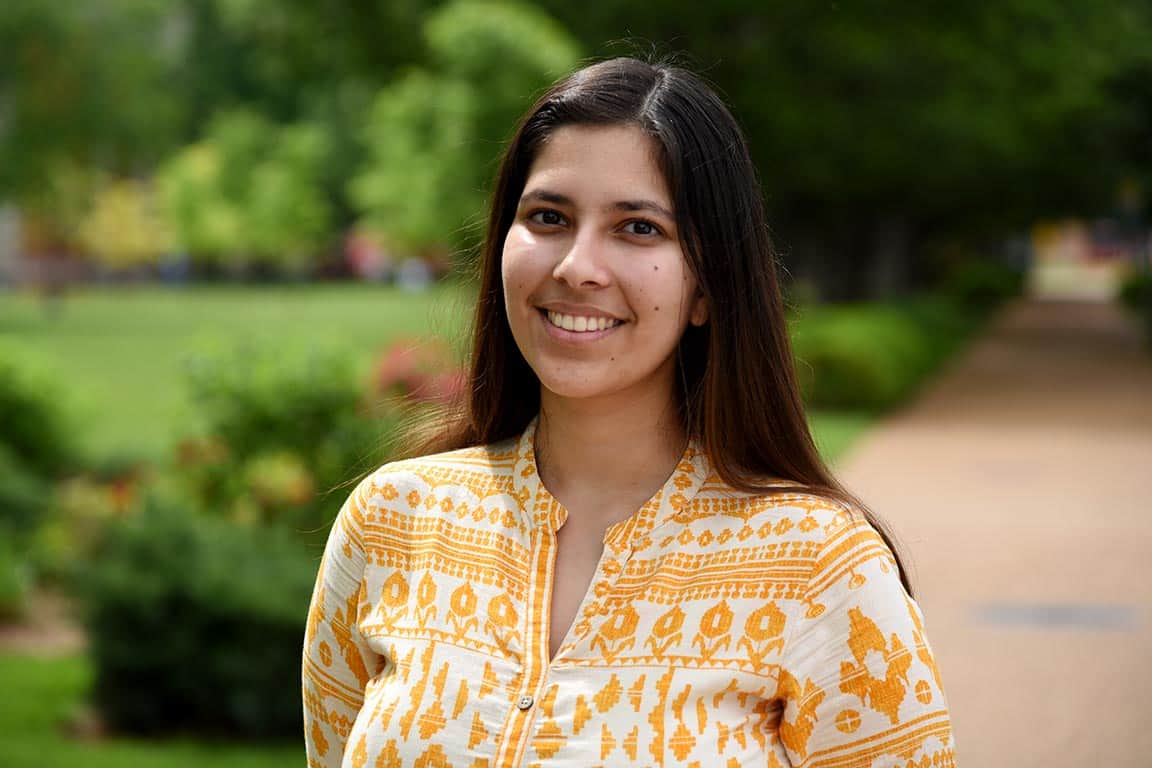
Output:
[534, 386, 687, 526]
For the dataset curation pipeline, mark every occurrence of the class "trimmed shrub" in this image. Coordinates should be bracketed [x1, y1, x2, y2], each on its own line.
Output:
[78, 493, 317, 738]
[791, 299, 975, 410]
[0, 348, 79, 593]
[0, 443, 49, 545]
[0, 345, 78, 479]
[941, 259, 1024, 310]
[182, 345, 396, 538]
[33, 474, 128, 585]
[0, 536, 30, 622]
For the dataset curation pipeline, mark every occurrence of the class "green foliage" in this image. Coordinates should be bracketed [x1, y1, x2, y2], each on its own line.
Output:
[182, 344, 394, 536]
[350, 71, 477, 254]
[32, 475, 130, 586]
[0, 444, 49, 548]
[186, 344, 369, 463]
[0, 536, 30, 622]
[156, 111, 333, 271]
[78, 179, 170, 270]
[0, 1, 184, 202]
[427, 0, 581, 145]
[78, 494, 316, 738]
[245, 123, 333, 270]
[791, 298, 976, 410]
[0, 348, 78, 619]
[0, 346, 78, 478]
[154, 144, 240, 260]
[350, 0, 580, 258]
[941, 259, 1026, 310]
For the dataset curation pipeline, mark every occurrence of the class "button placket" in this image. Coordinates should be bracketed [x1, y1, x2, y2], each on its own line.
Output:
[568, 544, 636, 645]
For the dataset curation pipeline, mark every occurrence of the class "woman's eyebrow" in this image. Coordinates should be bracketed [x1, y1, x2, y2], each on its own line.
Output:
[518, 189, 572, 207]
[610, 199, 674, 220]
[520, 189, 674, 220]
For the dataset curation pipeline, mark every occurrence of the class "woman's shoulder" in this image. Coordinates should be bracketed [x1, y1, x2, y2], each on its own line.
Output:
[692, 478, 896, 574]
[700, 477, 868, 533]
[345, 436, 522, 505]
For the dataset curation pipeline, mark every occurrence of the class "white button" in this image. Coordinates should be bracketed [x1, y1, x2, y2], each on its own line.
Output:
[516, 694, 534, 710]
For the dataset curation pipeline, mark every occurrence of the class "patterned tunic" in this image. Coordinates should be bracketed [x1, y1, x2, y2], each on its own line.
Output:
[302, 420, 954, 767]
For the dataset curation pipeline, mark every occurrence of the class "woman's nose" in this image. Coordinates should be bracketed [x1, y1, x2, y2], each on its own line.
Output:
[552, 231, 611, 288]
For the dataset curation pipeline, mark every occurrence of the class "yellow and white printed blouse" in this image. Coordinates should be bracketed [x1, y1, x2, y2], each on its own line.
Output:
[302, 421, 954, 767]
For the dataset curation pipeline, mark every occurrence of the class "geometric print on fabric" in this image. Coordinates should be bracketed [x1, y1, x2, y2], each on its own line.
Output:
[303, 419, 955, 767]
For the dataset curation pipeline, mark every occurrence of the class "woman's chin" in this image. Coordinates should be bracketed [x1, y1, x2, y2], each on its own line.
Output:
[539, 379, 614, 402]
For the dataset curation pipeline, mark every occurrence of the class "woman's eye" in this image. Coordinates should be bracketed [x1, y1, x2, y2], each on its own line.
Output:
[622, 220, 661, 237]
[529, 209, 566, 226]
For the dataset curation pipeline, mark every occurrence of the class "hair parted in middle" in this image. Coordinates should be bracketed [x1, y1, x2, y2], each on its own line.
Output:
[412, 56, 910, 591]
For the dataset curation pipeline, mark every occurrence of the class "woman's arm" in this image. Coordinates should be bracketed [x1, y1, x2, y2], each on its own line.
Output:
[776, 513, 955, 767]
[302, 480, 379, 768]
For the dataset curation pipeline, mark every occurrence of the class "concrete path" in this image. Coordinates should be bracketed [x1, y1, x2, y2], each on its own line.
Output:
[838, 299, 1152, 767]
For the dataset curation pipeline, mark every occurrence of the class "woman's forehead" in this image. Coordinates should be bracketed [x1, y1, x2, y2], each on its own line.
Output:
[523, 124, 672, 209]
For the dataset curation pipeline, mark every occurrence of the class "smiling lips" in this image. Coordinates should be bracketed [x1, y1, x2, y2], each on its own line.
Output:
[544, 310, 623, 333]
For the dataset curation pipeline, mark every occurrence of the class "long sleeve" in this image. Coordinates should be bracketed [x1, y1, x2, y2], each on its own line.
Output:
[775, 513, 955, 767]
[302, 479, 380, 768]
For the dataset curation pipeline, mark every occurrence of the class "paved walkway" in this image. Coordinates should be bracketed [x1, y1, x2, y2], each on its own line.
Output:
[838, 299, 1152, 767]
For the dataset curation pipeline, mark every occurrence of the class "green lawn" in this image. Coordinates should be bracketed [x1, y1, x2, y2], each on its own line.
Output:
[0, 653, 299, 768]
[0, 284, 470, 462]
[0, 283, 872, 464]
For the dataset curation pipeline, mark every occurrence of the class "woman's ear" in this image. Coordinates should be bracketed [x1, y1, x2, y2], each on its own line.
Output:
[689, 292, 708, 326]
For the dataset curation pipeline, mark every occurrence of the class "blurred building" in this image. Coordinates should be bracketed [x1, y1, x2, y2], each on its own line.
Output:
[1029, 219, 1148, 300]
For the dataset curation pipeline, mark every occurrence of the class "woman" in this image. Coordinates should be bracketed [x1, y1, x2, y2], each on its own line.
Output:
[303, 58, 954, 767]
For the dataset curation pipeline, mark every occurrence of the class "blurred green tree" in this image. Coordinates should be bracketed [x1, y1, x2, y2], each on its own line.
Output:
[245, 122, 334, 273]
[156, 111, 333, 273]
[350, 0, 580, 262]
[0, 0, 185, 208]
[350, 71, 477, 258]
[78, 180, 169, 272]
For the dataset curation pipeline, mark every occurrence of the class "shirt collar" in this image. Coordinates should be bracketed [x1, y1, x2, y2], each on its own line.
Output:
[511, 416, 711, 554]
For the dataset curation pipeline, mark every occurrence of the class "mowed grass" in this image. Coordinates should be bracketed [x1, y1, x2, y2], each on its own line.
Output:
[0, 653, 299, 768]
[0, 283, 872, 464]
[0, 284, 471, 462]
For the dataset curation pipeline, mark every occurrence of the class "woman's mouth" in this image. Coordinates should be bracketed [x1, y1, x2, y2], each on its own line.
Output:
[544, 310, 623, 333]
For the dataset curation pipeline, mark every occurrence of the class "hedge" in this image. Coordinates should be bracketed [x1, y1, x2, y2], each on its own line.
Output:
[78, 494, 318, 738]
[790, 297, 978, 411]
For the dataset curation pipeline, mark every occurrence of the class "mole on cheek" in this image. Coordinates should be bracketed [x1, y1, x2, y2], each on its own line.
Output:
[654, 306, 660, 311]
[653, 265, 659, 271]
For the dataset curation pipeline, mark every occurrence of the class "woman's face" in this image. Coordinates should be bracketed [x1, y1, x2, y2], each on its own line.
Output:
[501, 124, 707, 407]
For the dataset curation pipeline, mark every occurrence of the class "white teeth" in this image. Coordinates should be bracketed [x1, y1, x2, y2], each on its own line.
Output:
[546, 311, 621, 333]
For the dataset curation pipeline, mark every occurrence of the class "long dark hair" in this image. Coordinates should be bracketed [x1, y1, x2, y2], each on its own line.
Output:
[411, 57, 911, 593]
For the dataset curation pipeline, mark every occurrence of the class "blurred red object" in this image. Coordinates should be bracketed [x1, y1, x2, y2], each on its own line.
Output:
[373, 338, 465, 404]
